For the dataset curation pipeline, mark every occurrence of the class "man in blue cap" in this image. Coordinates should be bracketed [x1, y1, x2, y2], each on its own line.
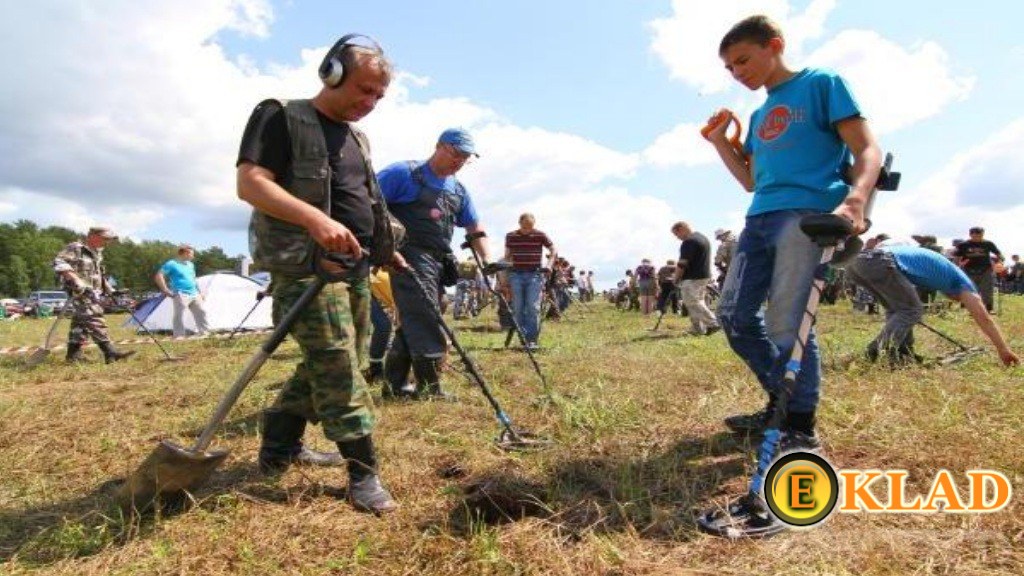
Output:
[377, 128, 493, 400]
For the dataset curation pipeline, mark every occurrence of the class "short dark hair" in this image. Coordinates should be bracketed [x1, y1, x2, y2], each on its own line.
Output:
[719, 15, 784, 54]
[969, 226, 984, 234]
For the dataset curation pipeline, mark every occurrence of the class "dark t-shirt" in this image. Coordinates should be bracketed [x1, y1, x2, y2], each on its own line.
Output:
[236, 101, 375, 246]
[954, 240, 1001, 273]
[678, 232, 711, 280]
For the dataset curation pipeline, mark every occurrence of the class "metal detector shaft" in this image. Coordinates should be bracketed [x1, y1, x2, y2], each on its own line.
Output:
[404, 268, 524, 442]
[749, 244, 835, 497]
[126, 306, 178, 361]
[917, 320, 970, 352]
[192, 277, 324, 452]
[228, 292, 266, 340]
[460, 238, 548, 390]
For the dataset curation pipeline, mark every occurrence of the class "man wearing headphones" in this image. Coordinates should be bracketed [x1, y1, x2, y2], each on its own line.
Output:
[377, 128, 493, 401]
[236, 34, 403, 514]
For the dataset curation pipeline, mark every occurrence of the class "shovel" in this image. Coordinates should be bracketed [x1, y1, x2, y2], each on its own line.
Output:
[118, 250, 366, 512]
[24, 300, 72, 368]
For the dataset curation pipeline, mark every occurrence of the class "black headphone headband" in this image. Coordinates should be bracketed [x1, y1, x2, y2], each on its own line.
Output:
[318, 33, 384, 87]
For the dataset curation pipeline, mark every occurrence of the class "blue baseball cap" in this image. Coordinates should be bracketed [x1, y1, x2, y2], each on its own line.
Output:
[438, 127, 479, 157]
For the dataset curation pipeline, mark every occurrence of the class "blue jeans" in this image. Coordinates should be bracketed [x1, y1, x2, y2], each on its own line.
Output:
[716, 210, 825, 414]
[509, 270, 543, 343]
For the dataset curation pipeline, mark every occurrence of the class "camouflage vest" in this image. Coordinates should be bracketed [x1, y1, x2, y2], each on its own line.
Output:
[54, 241, 104, 291]
[387, 162, 465, 255]
[248, 98, 397, 275]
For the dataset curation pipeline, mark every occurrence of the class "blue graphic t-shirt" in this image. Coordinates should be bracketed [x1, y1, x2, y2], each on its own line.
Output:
[160, 259, 199, 296]
[744, 68, 861, 216]
[886, 246, 977, 296]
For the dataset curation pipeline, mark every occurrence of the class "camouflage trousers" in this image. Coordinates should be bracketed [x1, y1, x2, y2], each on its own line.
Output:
[270, 274, 375, 443]
[67, 297, 111, 346]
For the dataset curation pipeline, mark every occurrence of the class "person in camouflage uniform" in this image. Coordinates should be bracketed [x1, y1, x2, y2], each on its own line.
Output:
[52, 226, 135, 363]
[236, 34, 404, 514]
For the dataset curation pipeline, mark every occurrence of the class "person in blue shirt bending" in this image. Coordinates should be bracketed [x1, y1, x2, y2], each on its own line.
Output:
[846, 242, 1018, 367]
[704, 14, 883, 450]
[154, 244, 210, 337]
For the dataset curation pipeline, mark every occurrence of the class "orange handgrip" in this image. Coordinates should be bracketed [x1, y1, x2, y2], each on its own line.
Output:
[700, 109, 744, 157]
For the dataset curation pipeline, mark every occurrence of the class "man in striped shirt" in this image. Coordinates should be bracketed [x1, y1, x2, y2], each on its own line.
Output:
[504, 213, 557, 350]
[846, 243, 1018, 367]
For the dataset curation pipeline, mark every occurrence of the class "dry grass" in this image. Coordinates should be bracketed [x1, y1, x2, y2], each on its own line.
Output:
[1, 299, 1023, 575]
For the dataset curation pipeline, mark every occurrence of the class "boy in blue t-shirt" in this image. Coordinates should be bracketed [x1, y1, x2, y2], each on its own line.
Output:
[705, 15, 884, 449]
[846, 244, 1018, 367]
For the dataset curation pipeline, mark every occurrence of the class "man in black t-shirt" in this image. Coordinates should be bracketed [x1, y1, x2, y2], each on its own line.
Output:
[671, 221, 720, 335]
[236, 35, 403, 514]
[954, 226, 1003, 312]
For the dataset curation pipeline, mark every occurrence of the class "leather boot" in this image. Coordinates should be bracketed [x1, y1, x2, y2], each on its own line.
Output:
[383, 329, 415, 399]
[65, 342, 86, 363]
[99, 341, 135, 364]
[337, 435, 398, 514]
[257, 410, 344, 475]
[412, 356, 457, 402]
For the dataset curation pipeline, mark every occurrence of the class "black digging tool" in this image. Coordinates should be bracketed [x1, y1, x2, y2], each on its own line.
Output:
[228, 288, 269, 340]
[126, 301, 185, 363]
[917, 320, 985, 365]
[699, 154, 900, 539]
[118, 249, 368, 512]
[460, 232, 550, 392]
[24, 299, 73, 368]
[403, 262, 551, 452]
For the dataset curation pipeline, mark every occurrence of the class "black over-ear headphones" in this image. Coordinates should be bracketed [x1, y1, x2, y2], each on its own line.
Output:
[318, 34, 384, 88]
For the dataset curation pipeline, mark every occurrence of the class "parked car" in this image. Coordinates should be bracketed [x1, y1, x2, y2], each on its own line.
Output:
[101, 290, 137, 314]
[26, 290, 69, 315]
[1, 298, 25, 316]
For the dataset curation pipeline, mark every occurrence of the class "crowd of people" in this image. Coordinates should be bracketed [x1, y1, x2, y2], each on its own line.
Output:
[40, 17, 1018, 537]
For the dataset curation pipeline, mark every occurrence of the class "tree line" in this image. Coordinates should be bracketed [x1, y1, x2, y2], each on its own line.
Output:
[0, 220, 241, 298]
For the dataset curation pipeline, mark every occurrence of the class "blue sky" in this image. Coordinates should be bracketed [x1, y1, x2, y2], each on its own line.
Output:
[2, 0, 1023, 288]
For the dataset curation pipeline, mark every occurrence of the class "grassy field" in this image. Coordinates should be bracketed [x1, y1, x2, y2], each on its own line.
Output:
[1, 296, 1022, 575]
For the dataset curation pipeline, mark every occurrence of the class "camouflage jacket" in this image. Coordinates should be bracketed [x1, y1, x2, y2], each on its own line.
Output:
[248, 98, 398, 276]
[53, 241, 106, 292]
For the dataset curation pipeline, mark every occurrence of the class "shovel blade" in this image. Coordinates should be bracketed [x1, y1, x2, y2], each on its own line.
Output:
[23, 348, 51, 368]
[118, 439, 229, 512]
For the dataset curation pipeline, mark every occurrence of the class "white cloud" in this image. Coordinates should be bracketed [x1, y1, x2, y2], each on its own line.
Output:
[648, 0, 835, 95]
[871, 118, 1024, 252]
[0, 187, 164, 238]
[641, 122, 719, 168]
[806, 31, 974, 134]
[643, 2, 974, 168]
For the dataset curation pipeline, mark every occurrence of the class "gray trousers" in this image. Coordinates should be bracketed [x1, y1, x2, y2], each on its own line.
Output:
[845, 251, 923, 358]
[967, 269, 995, 312]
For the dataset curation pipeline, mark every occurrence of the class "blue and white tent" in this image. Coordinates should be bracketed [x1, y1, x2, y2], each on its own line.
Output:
[127, 272, 272, 333]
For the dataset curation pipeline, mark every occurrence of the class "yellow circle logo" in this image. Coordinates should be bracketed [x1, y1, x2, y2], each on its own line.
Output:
[764, 452, 838, 527]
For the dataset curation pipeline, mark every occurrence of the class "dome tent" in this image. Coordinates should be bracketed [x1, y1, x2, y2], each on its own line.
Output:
[127, 272, 272, 333]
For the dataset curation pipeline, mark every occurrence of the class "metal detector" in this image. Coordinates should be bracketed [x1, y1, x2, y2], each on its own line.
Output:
[917, 320, 985, 365]
[126, 305, 185, 363]
[402, 263, 551, 452]
[118, 249, 367, 512]
[699, 155, 901, 539]
[649, 287, 681, 332]
[460, 232, 550, 392]
[228, 288, 268, 340]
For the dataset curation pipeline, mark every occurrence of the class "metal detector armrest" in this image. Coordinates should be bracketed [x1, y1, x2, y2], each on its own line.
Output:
[800, 214, 855, 248]
[315, 249, 370, 283]
[460, 230, 487, 250]
[842, 152, 901, 191]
